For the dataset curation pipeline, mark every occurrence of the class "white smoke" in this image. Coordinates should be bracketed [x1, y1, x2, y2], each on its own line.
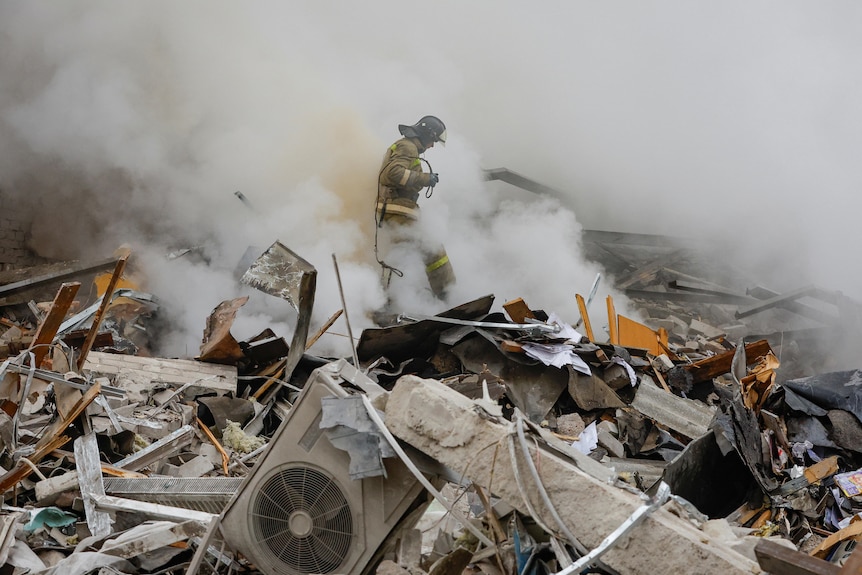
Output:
[1, 2, 858, 359]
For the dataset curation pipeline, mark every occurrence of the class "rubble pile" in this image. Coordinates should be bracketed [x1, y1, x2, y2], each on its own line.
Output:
[0, 240, 861, 574]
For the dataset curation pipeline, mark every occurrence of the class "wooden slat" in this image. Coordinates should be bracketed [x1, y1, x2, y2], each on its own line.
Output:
[77, 254, 128, 370]
[28, 282, 80, 368]
[306, 309, 343, 350]
[251, 363, 287, 401]
[576, 293, 594, 341]
[607, 295, 618, 345]
[811, 521, 862, 559]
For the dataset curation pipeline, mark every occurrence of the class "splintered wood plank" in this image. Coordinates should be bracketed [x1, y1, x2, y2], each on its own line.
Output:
[617, 315, 661, 355]
[77, 254, 128, 370]
[575, 294, 594, 341]
[606, 295, 618, 345]
[503, 298, 535, 324]
[28, 282, 80, 368]
[685, 339, 772, 384]
[306, 309, 343, 350]
[810, 516, 862, 559]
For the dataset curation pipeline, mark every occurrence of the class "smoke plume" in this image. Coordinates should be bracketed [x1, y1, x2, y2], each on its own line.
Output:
[1, 2, 859, 362]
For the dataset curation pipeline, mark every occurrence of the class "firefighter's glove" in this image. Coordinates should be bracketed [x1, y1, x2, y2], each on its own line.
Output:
[428, 173, 440, 187]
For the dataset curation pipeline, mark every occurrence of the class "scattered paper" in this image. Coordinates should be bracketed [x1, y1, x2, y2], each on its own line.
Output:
[522, 342, 591, 375]
[547, 312, 583, 343]
[612, 356, 637, 386]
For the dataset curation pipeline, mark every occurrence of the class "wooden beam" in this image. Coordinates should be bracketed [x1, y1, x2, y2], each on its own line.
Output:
[28, 282, 80, 368]
[576, 293, 594, 341]
[755, 539, 839, 575]
[652, 367, 672, 394]
[77, 254, 128, 370]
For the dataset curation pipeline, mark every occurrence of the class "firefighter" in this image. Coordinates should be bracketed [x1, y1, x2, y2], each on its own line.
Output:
[375, 115, 456, 300]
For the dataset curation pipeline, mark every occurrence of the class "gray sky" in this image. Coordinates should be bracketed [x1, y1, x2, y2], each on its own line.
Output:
[1, 2, 860, 355]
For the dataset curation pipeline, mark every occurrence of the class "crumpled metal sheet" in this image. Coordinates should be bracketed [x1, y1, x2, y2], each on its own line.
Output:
[451, 332, 566, 423]
[240, 242, 315, 310]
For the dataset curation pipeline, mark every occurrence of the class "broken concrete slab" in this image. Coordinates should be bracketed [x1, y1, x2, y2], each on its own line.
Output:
[83, 351, 237, 399]
[631, 375, 717, 440]
[385, 375, 762, 574]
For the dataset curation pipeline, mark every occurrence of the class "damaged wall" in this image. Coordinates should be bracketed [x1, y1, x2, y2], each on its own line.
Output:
[0, 188, 35, 268]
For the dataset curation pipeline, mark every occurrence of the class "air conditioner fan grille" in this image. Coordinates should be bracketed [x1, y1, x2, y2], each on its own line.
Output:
[252, 466, 354, 574]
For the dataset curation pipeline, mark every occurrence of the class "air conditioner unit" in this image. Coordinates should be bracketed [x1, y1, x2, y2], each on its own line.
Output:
[220, 360, 429, 575]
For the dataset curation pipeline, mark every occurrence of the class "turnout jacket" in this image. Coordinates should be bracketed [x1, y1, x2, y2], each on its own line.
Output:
[377, 137, 433, 207]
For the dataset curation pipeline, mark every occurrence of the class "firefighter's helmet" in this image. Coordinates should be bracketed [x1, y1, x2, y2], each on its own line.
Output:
[398, 116, 447, 145]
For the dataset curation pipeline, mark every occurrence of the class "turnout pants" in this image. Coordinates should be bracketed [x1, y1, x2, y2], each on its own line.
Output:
[376, 201, 456, 299]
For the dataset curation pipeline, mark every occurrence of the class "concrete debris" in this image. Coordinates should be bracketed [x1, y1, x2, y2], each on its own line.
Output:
[1, 238, 862, 575]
